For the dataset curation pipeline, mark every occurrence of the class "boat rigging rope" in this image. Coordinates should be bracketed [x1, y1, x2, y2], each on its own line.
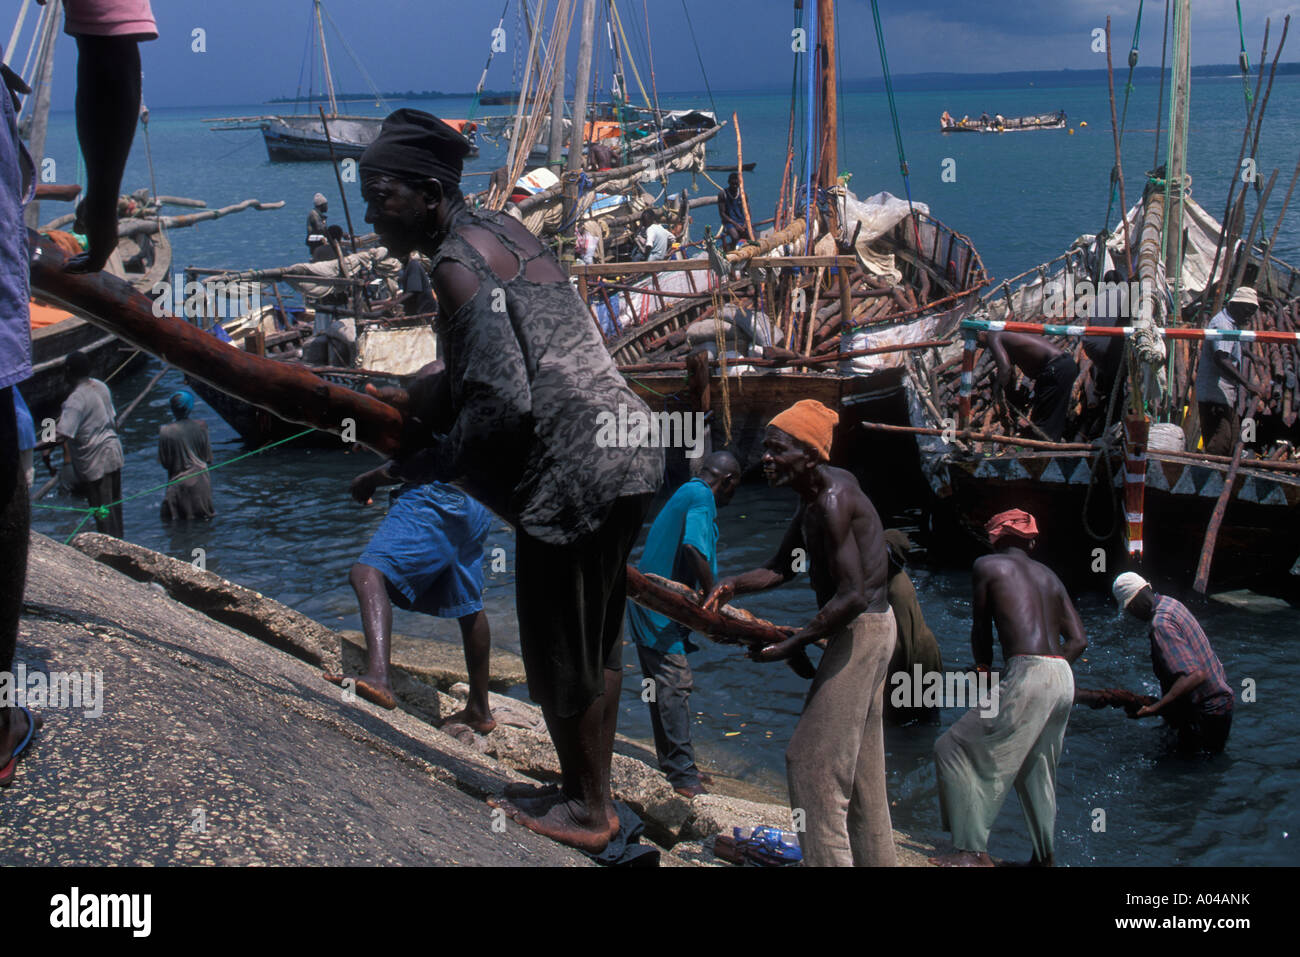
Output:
[1236, 0, 1254, 106]
[1080, 347, 1128, 542]
[1101, 0, 1144, 235]
[678, 0, 716, 120]
[868, 0, 923, 254]
[468, 0, 513, 123]
[1153, 0, 1170, 169]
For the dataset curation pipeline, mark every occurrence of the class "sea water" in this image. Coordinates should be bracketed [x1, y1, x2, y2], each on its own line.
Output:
[28, 76, 1300, 865]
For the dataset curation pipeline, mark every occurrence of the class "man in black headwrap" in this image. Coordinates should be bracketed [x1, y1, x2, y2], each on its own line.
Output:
[352, 109, 663, 854]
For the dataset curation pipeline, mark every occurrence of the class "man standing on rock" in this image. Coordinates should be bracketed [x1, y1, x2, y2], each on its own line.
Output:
[627, 451, 741, 798]
[704, 399, 898, 866]
[356, 110, 662, 854]
[931, 509, 1086, 867]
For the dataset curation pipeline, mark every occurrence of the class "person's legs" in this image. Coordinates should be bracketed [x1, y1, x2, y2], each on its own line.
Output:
[846, 610, 898, 866]
[106, 468, 123, 538]
[786, 617, 877, 867]
[931, 658, 1049, 866]
[448, 609, 495, 732]
[1011, 660, 1073, 865]
[635, 642, 701, 790]
[505, 495, 648, 852]
[508, 529, 619, 853]
[1031, 357, 1077, 441]
[86, 472, 112, 534]
[1199, 402, 1238, 456]
[0, 387, 37, 772]
[69, 36, 142, 273]
[1202, 711, 1232, 754]
[323, 562, 398, 709]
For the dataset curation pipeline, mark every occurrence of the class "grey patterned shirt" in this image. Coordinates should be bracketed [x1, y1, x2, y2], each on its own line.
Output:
[393, 201, 662, 545]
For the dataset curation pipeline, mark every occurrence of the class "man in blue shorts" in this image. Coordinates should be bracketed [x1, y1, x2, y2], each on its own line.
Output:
[326, 475, 496, 733]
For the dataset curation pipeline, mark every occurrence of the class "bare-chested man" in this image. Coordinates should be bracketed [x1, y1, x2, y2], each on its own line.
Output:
[931, 508, 1086, 867]
[979, 329, 1079, 441]
[703, 399, 897, 866]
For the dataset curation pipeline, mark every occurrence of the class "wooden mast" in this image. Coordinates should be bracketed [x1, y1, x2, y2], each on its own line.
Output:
[817, 0, 838, 235]
[547, 2, 569, 168]
[315, 0, 339, 117]
[563, 0, 598, 226]
[21, 0, 60, 230]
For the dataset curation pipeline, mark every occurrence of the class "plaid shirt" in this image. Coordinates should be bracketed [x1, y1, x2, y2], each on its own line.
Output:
[1150, 596, 1233, 716]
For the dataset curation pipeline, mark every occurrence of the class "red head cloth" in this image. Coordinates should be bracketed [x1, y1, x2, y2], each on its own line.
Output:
[768, 399, 838, 462]
[985, 508, 1039, 545]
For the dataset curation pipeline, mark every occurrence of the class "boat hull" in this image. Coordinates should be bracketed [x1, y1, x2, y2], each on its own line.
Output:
[933, 450, 1300, 595]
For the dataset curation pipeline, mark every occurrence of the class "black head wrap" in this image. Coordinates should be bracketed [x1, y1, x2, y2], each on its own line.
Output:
[359, 109, 471, 193]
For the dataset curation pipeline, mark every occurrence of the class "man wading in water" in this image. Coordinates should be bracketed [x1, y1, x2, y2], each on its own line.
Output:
[704, 400, 898, 866]
[931, 509, 1086, 867]
[356, 110, 661, 854]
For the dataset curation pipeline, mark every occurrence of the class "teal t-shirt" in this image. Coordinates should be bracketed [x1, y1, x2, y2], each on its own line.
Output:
[626, 477, 718, 655]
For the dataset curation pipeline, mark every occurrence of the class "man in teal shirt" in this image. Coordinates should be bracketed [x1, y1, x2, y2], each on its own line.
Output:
[627, 452, 741, 797]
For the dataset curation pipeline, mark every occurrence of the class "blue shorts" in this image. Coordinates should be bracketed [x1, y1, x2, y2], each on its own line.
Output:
[358, 482, 492, 619]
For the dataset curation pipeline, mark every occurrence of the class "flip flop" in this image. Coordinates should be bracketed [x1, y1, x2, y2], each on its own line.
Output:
[0, 706, 39, 788]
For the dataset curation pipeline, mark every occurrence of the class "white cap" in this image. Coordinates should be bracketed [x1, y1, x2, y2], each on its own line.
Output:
[313, 192, 328, 207]
[1229, 286, 1258, 307]
[1112, 572, 1150, 610]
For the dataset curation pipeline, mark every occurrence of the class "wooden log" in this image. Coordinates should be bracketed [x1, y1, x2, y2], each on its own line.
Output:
[1194, 395, 1261, 593]
[28, 233, 407, 456]
[625, 567, 814, 679]
[1074, 687, 1157, 714]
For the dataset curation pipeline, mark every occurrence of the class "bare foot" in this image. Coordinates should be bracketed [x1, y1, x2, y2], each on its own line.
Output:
[491, 793, 613, 855]
[65, 201, 116, 273]
[440, 708, 496, 734]
[322, 672, 397, 710]
[496, 786, 619, 835]
[929, 850, 995, 867]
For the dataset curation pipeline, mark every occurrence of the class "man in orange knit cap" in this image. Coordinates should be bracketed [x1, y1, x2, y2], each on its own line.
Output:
[930, 508, 1086, 867]
[704, 399, 897, 866]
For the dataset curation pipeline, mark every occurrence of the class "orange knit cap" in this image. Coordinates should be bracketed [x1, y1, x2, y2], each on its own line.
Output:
[768, 399, 838, 461]
[985, 508, 1039, 545]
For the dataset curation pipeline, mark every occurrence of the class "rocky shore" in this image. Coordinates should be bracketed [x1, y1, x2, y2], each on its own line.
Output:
[2, 532, 936, 866]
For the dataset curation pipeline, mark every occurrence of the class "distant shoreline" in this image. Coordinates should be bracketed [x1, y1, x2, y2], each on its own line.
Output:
[265, 90, 516, 104]
[266, 63, 1299, 103]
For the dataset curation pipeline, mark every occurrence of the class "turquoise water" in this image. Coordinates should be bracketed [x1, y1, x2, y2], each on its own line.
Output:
[27, 75, 1300, 865]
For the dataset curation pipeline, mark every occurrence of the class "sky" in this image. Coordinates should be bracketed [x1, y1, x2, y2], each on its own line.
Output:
[13, 0, 1299, 110]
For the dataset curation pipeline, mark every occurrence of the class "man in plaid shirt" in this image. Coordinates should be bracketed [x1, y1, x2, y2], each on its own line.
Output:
[1113, 573, 1234, 754]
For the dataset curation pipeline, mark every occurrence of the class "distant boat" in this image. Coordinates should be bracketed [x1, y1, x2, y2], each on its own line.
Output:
[204, 1, 477, 162]
[940, 110, 1067, 133]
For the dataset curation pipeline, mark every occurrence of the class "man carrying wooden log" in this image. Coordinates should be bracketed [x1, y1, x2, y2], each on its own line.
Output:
[627, 451, 741, 798]
[931, 509, 1086, 867]
[978, 329, 1079, 442]
[703, 399, 898, 866]
[1196, 286, 1267, 456]
[356, 109, 662, 854]
[1112, 573, 1234, 755]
